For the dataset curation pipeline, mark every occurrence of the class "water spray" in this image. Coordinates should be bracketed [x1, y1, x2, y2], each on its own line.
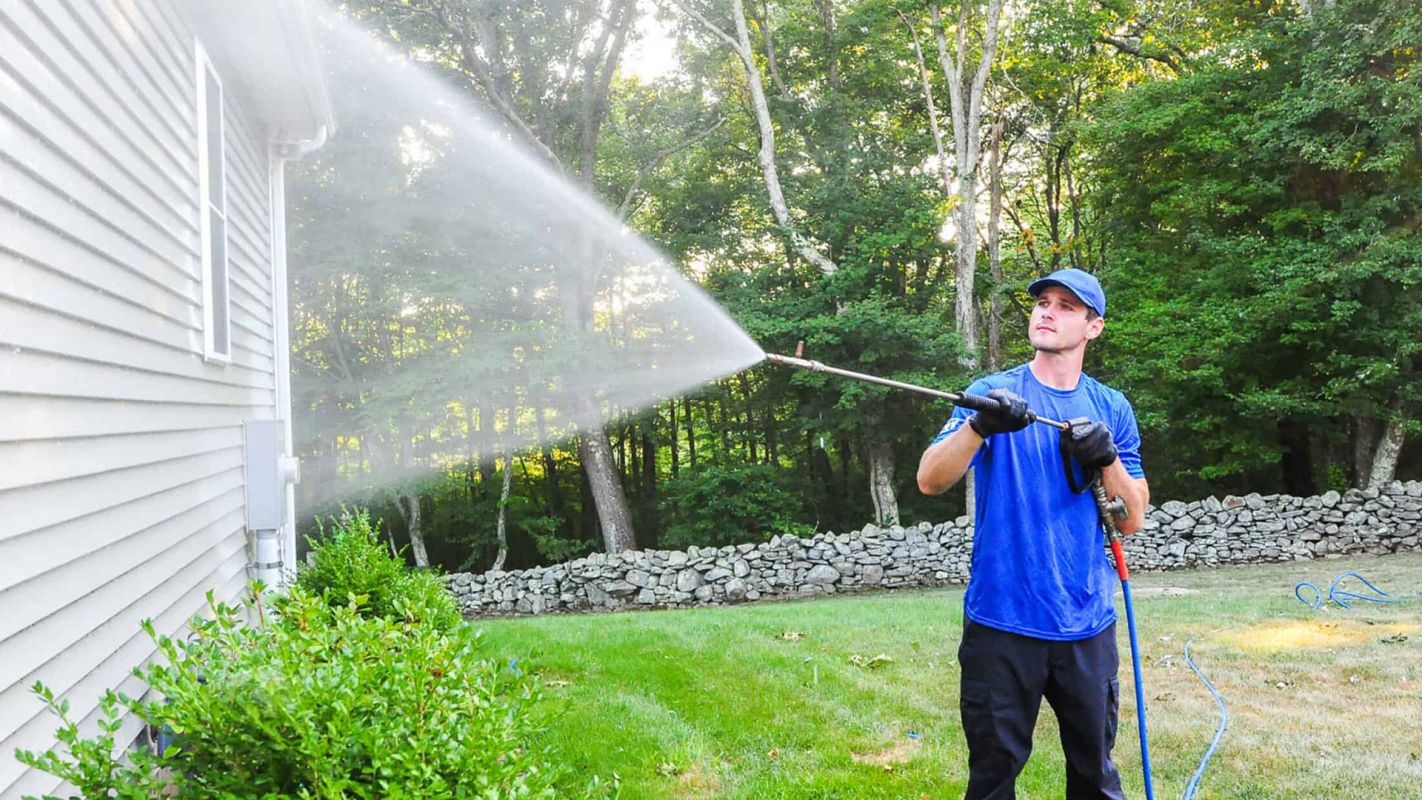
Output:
[766, 342, 1160, 799]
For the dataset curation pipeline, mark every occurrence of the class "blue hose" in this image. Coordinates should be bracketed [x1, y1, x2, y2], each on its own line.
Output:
[1118, 577, 1155, 800]
[1181, 640, 1228, 800]
[1295, 572, 1408, 609]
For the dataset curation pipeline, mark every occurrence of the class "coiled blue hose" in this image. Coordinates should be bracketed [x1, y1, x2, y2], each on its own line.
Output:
[1294, 572, 1406, 609]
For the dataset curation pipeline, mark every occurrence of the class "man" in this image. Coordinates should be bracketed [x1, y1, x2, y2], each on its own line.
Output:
[917, 268, 1150, 800]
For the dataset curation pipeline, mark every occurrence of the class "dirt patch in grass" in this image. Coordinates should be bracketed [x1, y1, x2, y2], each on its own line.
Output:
[851, 735, 923, 768]
[1218, 619, 1420, 652]
[672, 761, 720, 797]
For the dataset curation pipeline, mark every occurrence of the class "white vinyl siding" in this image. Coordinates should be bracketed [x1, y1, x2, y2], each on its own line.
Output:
[0, 0, 282, 795]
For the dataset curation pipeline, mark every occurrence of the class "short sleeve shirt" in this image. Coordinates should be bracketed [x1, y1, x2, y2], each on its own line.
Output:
[931, 363, 1145, 640]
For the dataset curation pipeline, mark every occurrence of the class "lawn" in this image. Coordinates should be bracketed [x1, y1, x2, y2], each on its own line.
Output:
[474, 552, 1422, 799]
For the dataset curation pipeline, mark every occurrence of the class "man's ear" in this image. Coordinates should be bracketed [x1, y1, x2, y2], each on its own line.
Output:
[1084, 316, 1106, 341]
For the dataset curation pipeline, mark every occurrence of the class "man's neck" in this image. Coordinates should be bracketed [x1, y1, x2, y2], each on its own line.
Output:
[1029, 349, 1085, 390]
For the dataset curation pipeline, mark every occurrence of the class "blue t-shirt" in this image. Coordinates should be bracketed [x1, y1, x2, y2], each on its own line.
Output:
[931, 363, 1145, 641]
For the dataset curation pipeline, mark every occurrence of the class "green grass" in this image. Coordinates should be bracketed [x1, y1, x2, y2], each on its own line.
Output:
[474, 553, 1422, 799]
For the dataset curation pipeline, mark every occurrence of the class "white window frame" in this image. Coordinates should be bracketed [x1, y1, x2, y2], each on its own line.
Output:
[195, 41, 231, 363]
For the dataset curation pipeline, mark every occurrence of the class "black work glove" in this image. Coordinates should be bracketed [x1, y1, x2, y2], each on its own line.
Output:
[968, 389, 1032, 437]
[1068, 420, 1118, 470]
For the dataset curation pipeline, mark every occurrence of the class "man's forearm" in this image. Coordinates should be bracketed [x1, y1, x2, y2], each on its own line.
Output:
[917, 425, 984, 496]
[1101, 459, 1149, 535]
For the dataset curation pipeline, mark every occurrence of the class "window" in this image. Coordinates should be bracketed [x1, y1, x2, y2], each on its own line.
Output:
[195, 41, 230, 362]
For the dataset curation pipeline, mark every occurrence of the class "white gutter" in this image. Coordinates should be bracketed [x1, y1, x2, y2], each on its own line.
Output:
[267, 125, 328, 580]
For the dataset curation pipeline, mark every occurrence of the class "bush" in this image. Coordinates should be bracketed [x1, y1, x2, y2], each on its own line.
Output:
[293, 509, 461, 632]
[14, 686, 167, 800]
[17, 590, 615, 799]
[658, 464, 812, 549]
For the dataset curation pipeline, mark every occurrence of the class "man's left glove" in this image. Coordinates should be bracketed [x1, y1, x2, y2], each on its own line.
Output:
[1068, 421, 1118, 470]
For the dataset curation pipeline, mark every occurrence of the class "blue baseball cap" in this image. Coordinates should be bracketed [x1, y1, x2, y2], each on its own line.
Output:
[1027, 268, 1106, 318]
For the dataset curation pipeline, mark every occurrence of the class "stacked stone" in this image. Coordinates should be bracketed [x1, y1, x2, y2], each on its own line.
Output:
[1121, 480, 1422, 570]
[443, 480, 1422, 617]
[445, 518, 977, 616]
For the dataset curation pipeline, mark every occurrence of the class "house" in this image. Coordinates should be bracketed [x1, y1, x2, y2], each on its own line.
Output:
[0, 0, 333, 795]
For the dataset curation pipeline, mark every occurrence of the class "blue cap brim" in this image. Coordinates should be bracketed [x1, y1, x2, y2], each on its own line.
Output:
[1027, 278, 1103, 317]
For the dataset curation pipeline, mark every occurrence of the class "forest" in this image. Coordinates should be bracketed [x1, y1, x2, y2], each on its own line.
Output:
[286, 0, 1422, 572]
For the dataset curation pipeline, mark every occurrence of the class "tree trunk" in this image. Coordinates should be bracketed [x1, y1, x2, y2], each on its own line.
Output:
[477, 396, 496, 497]
[954, 190, 981, 366]
[838, 437, 853, 490]
[395, 429, 429, 568]
[535, 404, 568, 530]
[571, 0, 638, 554]
[866, 438, 900, 527]
[751, 0, 790, 99]
[1278, 419, 1318, 497]
[683, 396, 696, 469]
[742, 376, 757, 462]
[931, 0, 1007, 370]
[491, 456, 513, 571]
[718, 397, 732, 453]
[766, 407, 779, 464]
[628, 420, 639, 489]
[578, 461, 595, 542]
[965, 470, 976, 527]
[1353, 412, 1379, 486]
[815, 0, 839, 91]
[579, 426, 637, 553]
[671, 0, 838, 275]
[669, 399, 680, 478]
[642, 431, 656, 499]
[1367, 406, 1407, 489]
[396, 492, 429, 568]
[987, 121, 1004, 371]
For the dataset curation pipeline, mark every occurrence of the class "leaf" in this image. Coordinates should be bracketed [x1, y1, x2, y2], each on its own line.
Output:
[848, 653, 895, 670]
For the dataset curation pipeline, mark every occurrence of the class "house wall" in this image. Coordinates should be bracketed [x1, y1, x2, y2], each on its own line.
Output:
[0, 0, 283, 794]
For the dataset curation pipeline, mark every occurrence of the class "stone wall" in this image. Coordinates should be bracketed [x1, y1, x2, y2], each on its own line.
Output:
[444, 481, 1422, 617]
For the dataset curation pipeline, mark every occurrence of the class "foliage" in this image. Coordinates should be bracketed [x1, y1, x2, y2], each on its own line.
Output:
[658, 464, 813, 549]
[1090, 0, 1422, 495]
[293, 509, 462, 632]
[14, 687, 167, 800]
[287, 0, 1422, 573]
[17, 590, 615, 799]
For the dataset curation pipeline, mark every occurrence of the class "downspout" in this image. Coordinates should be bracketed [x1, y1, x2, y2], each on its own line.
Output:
[267, 125, 328, 582]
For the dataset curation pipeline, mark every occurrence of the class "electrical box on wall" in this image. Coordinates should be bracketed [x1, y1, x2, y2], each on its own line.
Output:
[244, 419, 292, 530]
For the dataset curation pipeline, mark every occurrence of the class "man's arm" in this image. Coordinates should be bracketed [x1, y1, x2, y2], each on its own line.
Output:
[919, 388, 1031, 496]
[917, 424, 984, 496]
[1101, 459, 1149, 536]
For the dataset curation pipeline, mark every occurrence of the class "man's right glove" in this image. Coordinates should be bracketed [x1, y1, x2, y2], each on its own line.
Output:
[1068, 420, 1118, 470]
[968, 389, 1032, 437]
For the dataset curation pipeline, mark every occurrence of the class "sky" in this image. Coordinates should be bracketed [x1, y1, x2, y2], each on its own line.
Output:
[621, 9, 680, 82]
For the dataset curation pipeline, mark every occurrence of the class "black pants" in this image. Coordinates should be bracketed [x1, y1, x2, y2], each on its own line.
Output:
[958, 619, 1126, 800]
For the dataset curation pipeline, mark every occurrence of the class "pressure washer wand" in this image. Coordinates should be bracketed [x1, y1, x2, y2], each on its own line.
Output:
[765, 351, 1069, 431]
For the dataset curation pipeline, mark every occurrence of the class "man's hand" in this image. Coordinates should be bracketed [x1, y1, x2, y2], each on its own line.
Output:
[968, 389, 1032, 437]
[1068, 420, 1118, 470]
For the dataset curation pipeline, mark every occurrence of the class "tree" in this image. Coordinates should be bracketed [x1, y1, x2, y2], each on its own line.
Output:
[929, 0, 1006, 369]
[345, 0, 644, 553]
[1090, 0, 1422, 494]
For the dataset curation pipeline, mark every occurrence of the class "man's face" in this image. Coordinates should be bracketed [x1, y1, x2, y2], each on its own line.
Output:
[1028, 285, 1104, 354]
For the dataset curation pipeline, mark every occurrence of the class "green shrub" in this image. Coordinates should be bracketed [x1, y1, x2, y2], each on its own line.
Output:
[658, 464, 812, 549]
[14, 686, 167, 799]
[293, 509, 461, 632]
[17, 589, 615, 799]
